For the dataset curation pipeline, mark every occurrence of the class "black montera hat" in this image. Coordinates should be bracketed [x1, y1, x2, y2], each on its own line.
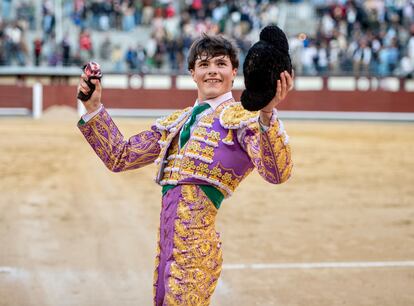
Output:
[241, 25, 292, 111]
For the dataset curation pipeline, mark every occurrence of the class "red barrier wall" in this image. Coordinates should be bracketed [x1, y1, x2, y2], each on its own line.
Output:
[285, 90, 414, 112]
[0, 84, 413, 113]
[0, 85, 32, 109]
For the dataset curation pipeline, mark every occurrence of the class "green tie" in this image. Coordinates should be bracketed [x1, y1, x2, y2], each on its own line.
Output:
[165, 102, 224, 209]
[179, 103, 211, 148]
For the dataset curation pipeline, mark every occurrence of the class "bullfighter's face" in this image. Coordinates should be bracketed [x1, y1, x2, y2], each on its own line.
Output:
[190, 55, 237, 101]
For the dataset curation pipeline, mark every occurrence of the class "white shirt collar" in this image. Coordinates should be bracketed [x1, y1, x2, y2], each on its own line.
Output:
[195, 92, 233, 110]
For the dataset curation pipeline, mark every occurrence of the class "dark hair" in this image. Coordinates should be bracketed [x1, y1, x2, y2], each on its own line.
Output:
[187, 33, 239, 70]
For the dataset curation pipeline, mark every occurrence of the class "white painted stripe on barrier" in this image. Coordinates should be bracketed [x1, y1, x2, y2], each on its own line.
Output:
[101, 75, 129, 89]
[0, 108, 31, 116]
[294, 77, 323, 91]
[380, 77, 400, 92]
[176, 75, 196, 90]
[357, 77, 370, 91]
[69, 76, 81, 86]
[129, 74, 143, 89]
[278, 111, 414, 121]
[233, 76, 245, 90]
[371, 77, 379, 90]
[0, 76, 18, 85]
[144, 75, 171, 89]
[404, 80, 414, 92]
[328, 77, 356, 91]
[223, 260, 414, 270]
[32, 82, 43, 119]
[25, 77, 51, 86]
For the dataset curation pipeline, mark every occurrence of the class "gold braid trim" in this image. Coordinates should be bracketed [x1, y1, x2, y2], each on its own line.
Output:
[155, 107, 192, 131]
[219, 102, 259, 129]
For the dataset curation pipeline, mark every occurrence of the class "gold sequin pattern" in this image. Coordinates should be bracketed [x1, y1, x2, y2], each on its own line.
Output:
[222, 129, 234, 145]
[220, 103, 258, 129]
[186, 139, 215, 163]
[165, 185, 222, 305]
[161, 153, 242, 196]
[153, 228, 161, 300]
[156, 107, 192, 130]
[192, 127, 221, 147]
[198, 113, 215, 127]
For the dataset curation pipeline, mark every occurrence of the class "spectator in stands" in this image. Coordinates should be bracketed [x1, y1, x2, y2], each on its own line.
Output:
[2, 0, 414, 76]
[33, 37, 43, 66]
[387, 37, 400, 73]
[289, 33, 305, 74]
[346, 1, 359, 37]
[16, 1, 36, 30]
[301, 39, 317, 75]
[1, 0, 12, 22]
[125, 45, 138, 70]
[112, 44, 123, 72]
[136, 43, 147, 72]
[0, 21, 5, 65]
[61, 35, 71, 66]
[320, 10, 335, 38]
[134, 0, 143, 25]
[4, 21, 27, 66]
[99, 35, 113, 61]
[408, 25, 414, 67]
[79, 29, 93, 63]
[400, 53, 413, 78]
[328, 39, 341, 74]
[46, 39, 59, 66]
[166, 34, 181, 71]
[110, 1, 122, 30]
[42, 0, 55, 39]
[352, 39, 372, 76]
[315, 41, 329, 74]
[73, 0, 87, 28]
[122, 0, 136, 32]
[99, 1, 112, 31]
[0, 20, 11, 66]
[141, 0, 154, 25]
[233, 31, 251, 71]
[153, 37, 166, 69]
[89, 0, 101, 31]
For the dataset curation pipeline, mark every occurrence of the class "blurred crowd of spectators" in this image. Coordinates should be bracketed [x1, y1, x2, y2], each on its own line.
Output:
[298, 0, 414, 77]
[1, 0, 414, 78]
[0, 0, 281, 72]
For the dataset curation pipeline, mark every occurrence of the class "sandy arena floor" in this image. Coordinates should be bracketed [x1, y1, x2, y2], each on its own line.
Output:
[0, 107, 413, 306]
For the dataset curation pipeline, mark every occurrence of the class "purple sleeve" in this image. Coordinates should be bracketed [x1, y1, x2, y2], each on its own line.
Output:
[78, 107, 161, 172]
[242, 112, 292, 184]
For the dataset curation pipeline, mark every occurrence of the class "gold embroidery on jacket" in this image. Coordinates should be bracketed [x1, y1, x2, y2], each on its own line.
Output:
[185, 139, 215, 164]
[219, 103, 258, 129]
[161, 154, 243, 195]
[198, 113, 215, 128]
[191, 126, 220, 147]
[156, 107, 192, 131]
[222, 129, 234, 145]
[155, 111, 191, 183]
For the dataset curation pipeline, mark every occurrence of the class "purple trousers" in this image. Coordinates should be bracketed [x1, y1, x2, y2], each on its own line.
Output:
[153, 185, 222, 305]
